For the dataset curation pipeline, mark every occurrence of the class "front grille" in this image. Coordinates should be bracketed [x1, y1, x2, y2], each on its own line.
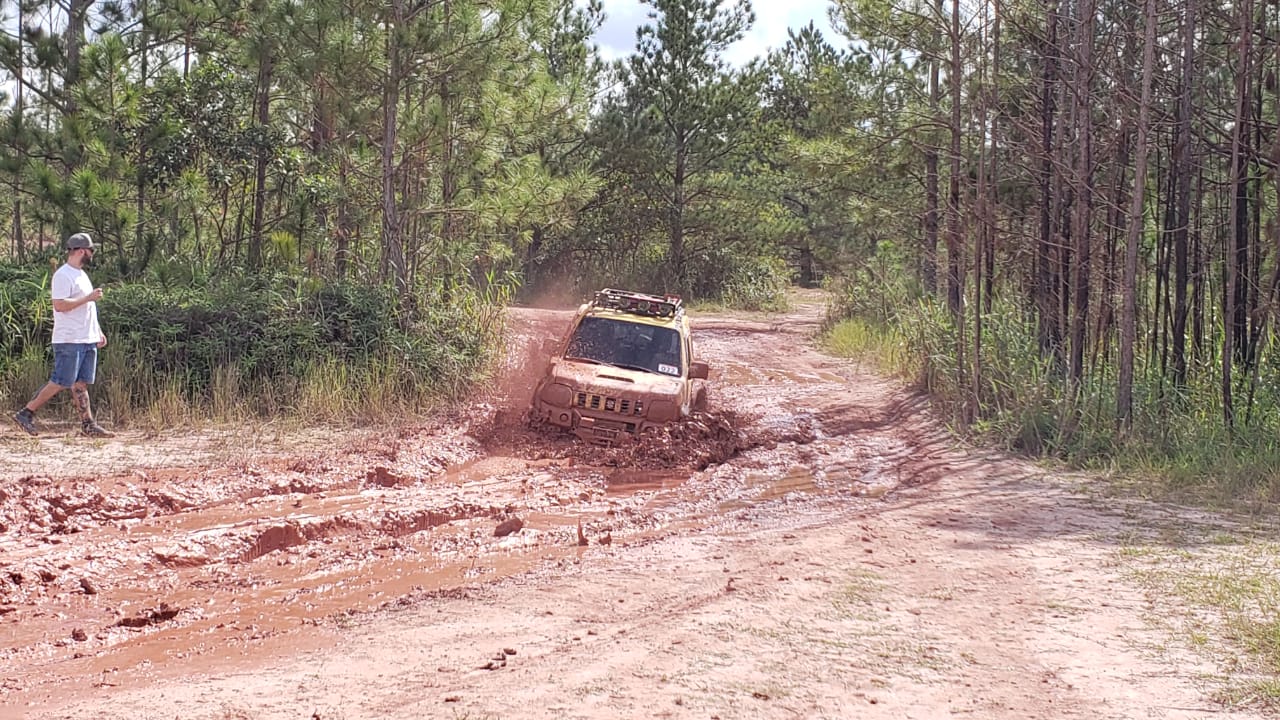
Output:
[576, 392, 643, 416]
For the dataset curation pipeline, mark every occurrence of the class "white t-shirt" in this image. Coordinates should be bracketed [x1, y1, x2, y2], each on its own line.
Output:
[51, 263, 103, 345]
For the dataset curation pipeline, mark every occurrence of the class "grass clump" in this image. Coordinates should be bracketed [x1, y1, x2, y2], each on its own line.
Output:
[823, 318, 905, 375]
[1127, 541, 1280, 708]
[719, 256, 791, 312]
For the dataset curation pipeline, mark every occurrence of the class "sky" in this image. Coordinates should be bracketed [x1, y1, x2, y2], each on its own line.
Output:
[590, 0, 841, 67]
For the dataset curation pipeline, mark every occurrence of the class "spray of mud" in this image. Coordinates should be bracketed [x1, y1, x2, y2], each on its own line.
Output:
[473, 408, 738, 469]
[471, 305, 822, 472]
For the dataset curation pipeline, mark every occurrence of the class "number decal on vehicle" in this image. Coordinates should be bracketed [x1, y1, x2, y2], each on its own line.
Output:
[658, 363, 679, 376]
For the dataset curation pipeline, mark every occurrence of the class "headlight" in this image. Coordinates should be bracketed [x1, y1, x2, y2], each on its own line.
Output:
[539, 382, 574, 408]
[646, 399, 677, 422]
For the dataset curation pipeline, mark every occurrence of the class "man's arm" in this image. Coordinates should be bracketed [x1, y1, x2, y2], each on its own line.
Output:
[52, 289, 102, 313]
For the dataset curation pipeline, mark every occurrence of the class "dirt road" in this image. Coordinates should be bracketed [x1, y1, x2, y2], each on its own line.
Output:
[0, 296, 1263, 719]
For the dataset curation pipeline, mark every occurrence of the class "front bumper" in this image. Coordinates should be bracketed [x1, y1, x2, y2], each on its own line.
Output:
[531, 400, 658, 445]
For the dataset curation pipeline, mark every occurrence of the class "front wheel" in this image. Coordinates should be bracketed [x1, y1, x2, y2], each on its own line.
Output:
[692, 386, 709, 412]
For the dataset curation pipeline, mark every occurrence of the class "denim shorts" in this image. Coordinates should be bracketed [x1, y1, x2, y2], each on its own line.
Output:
[51, 343, 98, 387]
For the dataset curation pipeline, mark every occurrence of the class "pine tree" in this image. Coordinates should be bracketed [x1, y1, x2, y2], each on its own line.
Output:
[620, 0, 760, 292]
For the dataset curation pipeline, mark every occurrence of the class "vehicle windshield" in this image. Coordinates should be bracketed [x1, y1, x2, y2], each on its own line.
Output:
[564, 316, 683, 377]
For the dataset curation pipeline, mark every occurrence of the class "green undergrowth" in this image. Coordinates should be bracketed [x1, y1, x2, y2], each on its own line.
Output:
[822, 296, 1280, 511]
[823, 317, 906, 375]
[1, 266, 508, 428]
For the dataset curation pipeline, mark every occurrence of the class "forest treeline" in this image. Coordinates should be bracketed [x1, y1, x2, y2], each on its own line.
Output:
[3, 0, 1280, 495]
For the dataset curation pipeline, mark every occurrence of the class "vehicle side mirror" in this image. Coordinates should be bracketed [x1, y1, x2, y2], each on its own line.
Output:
[540, 338, 559, 356]
[689, 361, 709, 380]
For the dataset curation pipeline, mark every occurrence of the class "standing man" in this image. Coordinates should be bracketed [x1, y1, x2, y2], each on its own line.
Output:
[13, 233, 114, 438]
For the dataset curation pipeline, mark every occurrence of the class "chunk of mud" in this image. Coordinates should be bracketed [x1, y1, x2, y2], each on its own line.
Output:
[142, 488, 193, 512]
[242, 523, 308, 561]
[71, 628, 87, 642]
[153, 544, 211, 568]
[79, 578, 98, 595]
[493, 517, 524, 537]
[116, 603, 181, 628]
[366, 466, 410, 488]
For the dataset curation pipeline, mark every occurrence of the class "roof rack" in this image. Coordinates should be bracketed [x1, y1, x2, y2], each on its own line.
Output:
[591, 288, 683, 319]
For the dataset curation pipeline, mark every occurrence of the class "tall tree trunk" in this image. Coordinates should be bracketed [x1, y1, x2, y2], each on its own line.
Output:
[985, 0, 999, 315]
[1036, 1, 1060, 362]
[440, 53, 459, 285]
[381, 2, 408, 307]
[1224, 0, 1254, 427]
[923, 0, 942, 296]
[670, 135, 687, 293]
[1193, 167, 1205, 363]
[972, 0, 989, 419]
[310, 26, 336, 277]
[947, 0, 967, 419]
[336, 159, 353, 280]
[1170, 0, 1195, 387]
[11, 0, 25, 263]
[1118, 0, 1158, 428]
[135, 0, 150, 277]
[58, 0, 92, 202]
[1068, 0, 1096, 386]
[64, 0, 91, 114]
[249, 49, 275, 269]
[946, 0, 963, 318]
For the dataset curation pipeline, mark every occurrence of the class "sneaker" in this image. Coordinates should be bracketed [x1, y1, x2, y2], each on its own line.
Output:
[14, 409, 37, 436]
[81, 421, 115, 438]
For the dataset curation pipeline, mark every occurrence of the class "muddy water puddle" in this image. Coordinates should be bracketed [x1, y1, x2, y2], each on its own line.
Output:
[605, 469, 689, 495]
[0, 448, 697, 701]
[7, 540, 579, 701]
[1, 513, 583, 699]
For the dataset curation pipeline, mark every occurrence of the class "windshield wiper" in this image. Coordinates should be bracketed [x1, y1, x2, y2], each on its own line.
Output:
[564, 356, 617, 368]
[612, 363, 657, 374]
[564, 357, 657, 375]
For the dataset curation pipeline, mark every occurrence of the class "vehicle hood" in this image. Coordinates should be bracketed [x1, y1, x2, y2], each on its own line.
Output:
[548, 359, 682, 398]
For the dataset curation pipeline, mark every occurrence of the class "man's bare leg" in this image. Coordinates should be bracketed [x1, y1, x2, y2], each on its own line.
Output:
[14, 382, 65, 436]
[71, 382, 93, 422]
[73, 382, 114, 437]
[25, 382, 66, 413]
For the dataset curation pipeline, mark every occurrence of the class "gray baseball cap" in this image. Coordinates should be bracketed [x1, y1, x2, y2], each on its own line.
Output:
[66, 232, 94, 250]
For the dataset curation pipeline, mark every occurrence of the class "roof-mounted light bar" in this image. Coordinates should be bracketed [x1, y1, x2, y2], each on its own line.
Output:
[591, 288, 683, 318]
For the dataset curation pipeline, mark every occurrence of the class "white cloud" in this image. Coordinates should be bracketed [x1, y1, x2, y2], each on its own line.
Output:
[590, 0, 837, 66]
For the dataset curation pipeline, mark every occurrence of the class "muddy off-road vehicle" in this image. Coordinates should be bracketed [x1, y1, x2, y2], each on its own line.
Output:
[531, 288, 710, 445]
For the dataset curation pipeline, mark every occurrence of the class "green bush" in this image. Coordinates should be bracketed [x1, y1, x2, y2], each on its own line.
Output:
[0, 264, 52, 379]
[1, 268, 504, 424]
[719, 256, 791, 311]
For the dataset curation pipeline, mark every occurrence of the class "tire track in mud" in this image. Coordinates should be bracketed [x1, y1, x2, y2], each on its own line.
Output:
[0, 296, 932, 709]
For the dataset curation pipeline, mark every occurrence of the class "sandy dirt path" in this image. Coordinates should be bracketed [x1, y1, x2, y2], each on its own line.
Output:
[0, 295, 1264, 719]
